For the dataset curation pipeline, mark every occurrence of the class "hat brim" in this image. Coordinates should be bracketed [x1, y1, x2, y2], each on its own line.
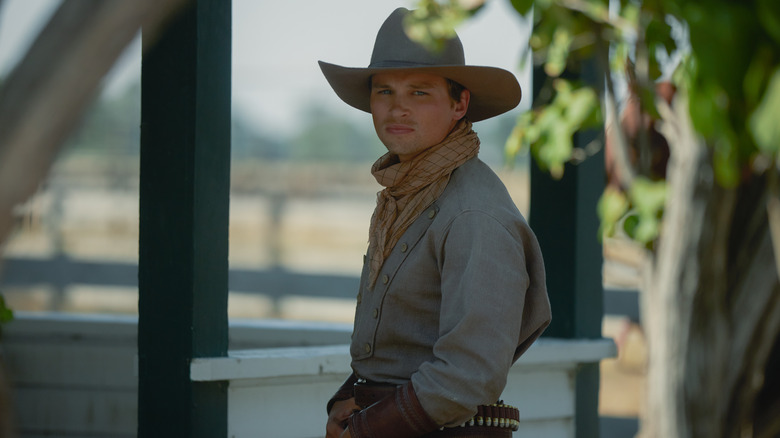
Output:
[318, 61, 522, 122]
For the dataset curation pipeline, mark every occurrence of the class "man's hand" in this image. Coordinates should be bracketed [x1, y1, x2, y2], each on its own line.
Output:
[325, 397, 359, 438]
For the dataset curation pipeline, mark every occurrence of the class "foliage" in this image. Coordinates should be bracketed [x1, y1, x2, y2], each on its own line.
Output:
[0, 294, 13, 338]
[624, 177, 666, 242]
[506, 78, 601, 178]
[597, 177, 666, 246]
[413, 0, 780, 247]
[405, 1, 488, 52]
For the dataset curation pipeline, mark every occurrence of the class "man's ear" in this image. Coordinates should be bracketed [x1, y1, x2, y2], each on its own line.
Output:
[454, 89, 470, 120]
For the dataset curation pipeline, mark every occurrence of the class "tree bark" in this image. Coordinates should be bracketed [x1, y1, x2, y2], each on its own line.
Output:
[639, 92, 706, 438]
[640, 93, 780, 438]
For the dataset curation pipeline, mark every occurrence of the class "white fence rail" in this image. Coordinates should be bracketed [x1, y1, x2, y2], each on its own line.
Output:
[1, 313, 614, 438]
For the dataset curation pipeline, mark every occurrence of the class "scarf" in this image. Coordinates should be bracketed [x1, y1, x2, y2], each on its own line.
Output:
[367, 119, 480, 288]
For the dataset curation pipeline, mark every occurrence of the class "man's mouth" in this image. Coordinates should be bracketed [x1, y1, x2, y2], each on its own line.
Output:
[385, 124, 415, 135]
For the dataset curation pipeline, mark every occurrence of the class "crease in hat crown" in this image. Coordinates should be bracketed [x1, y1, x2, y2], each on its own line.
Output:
[367, 8, 465, 69]
[318, 7, 522, 122]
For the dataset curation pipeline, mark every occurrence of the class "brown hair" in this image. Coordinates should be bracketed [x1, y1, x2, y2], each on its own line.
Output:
[446, 78, 466, 103]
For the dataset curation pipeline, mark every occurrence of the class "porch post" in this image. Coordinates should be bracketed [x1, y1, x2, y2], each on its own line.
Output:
[529, 61, 605, 437]
[137, 0, 231, 436]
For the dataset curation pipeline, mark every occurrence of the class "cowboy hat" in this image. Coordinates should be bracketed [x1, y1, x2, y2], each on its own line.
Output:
[318, 7, 522, 122]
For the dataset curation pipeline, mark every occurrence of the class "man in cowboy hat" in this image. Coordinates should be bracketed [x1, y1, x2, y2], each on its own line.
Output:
[320, 7, 551, 438]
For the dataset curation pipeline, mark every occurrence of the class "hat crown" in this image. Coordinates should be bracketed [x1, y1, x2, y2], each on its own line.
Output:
[369, 8, 465, 69]
[318, 7, 522, 122]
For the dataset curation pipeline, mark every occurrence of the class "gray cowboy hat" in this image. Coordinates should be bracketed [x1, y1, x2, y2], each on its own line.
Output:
[318, 7, 522, 122]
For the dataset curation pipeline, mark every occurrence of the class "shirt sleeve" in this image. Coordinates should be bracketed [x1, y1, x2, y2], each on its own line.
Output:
[411, 209, 532, 427]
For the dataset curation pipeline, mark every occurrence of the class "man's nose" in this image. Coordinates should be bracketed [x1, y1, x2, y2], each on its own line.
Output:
[389, 96, 410, 117]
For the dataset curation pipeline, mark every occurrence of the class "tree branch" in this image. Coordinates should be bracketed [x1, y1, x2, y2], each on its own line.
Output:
[0, 0, 188, 247]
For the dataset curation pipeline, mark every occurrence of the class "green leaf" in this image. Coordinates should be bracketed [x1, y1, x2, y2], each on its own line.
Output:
[684, 3, 754, 99]
[510, 79, 602, 179]
[626, 178, 667, 244]
[638, 83, 661, 119]
[0, 294, 13, 325]
[621, 2, 640, 29]
[505, 125, 524, 160]
[545, 28, 573, 77]
[505, 112, 535, 161]
[758, 0, 780, 45]
[645, 16, 676, 56]
[629, 178, 666, 217]
[565, 87, 600, 128]
[750, 67, 780, 155]
[743, 46, 774, 108]
[631, 213, 661, 244]
[406, 2, 470, 52]
[598, 187, 630, 239]
[610, 42, 630, 74]
[648, 50, 664, 82]
[688, 78, 729, 138]
[582, 1, 609, 24]
[539, 127, 573, 178]
[510, 0, 535, 16]
[712, 136, 741, 187]
[622, 213, 640, 240]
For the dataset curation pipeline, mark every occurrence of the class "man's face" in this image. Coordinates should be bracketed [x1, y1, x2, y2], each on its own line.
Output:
[370, 71, 469, 161]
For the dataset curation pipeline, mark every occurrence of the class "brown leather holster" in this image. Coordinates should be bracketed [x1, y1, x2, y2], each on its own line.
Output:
[329, 378, 516, 437]
[351, 381, 516, 438]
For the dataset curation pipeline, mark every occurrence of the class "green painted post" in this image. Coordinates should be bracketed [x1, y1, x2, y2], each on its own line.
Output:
[529, 60, 605, 438]
[137, 0, 231, 436]
[530, 144, 604, 340]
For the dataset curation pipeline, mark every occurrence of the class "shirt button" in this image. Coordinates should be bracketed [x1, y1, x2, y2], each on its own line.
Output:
[400, 243, 408, 253]
[428, 209, 436, 219]
[364, 343, 371, 353]
[382, 274, 389, 284]
[373, 308, 379, 318]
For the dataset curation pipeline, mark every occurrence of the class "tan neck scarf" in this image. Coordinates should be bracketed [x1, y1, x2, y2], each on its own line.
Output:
[367, 119, 480, 288]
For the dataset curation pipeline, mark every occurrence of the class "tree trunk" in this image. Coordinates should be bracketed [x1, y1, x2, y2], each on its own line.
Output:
[639, 95, 780, 437]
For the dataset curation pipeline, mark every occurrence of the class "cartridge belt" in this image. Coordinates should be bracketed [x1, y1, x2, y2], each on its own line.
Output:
[354, 381, 520, 435]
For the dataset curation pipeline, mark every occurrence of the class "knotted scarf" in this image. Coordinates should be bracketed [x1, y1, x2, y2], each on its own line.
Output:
[367, 119, 480, 288]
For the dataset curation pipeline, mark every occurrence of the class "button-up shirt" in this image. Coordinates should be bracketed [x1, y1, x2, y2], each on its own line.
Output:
[350, 157, 551, 427]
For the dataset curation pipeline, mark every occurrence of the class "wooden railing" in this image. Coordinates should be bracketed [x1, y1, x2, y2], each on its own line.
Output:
[0, 256, 640, 322]
[1, 312, 615, 438]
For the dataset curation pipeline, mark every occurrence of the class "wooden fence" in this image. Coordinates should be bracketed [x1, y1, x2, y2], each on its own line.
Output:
[0, 256, 640, 322]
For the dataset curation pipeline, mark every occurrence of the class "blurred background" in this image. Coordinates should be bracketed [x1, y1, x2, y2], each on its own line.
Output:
[0, 0, 645, 432]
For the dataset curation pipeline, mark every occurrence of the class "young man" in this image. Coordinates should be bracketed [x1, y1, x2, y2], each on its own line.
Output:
[319, 7, 551, 438]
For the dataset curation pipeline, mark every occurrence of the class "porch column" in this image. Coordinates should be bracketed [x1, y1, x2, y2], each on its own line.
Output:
[530, 61, 605, 437]
[137, 0, 232, 436]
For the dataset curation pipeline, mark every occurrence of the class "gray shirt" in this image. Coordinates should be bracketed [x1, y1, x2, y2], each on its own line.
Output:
[350, 157, 551, 427]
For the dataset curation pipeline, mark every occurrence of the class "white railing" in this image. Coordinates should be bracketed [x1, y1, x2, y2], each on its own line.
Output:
[1, 313, 615, 438]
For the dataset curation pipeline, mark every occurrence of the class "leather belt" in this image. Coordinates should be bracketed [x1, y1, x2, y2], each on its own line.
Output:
[354, 380, 396, 408]
[354, 381, 520, 433]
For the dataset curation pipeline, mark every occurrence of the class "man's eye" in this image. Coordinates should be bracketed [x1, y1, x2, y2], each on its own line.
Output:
[376, 89, 391, 95]
[413, 91, 427, 96]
